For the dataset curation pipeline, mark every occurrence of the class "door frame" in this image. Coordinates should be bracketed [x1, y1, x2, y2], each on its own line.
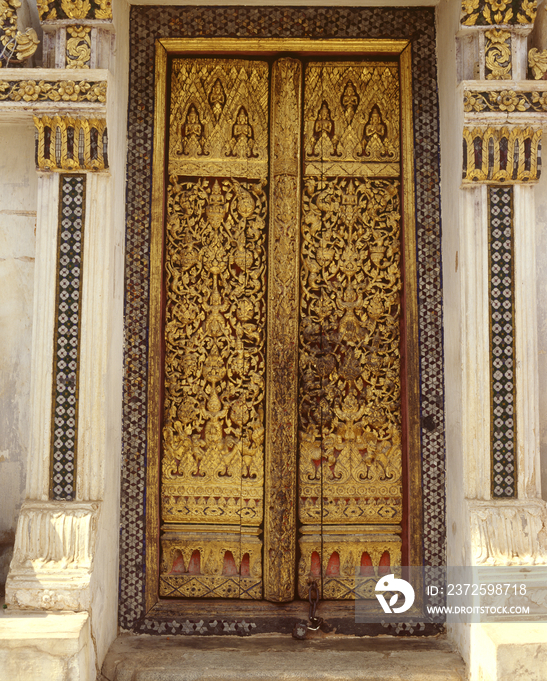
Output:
[145, 37, 422, 616]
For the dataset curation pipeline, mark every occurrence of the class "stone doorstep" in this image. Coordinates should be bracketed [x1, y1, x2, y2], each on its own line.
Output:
[0, 610, 92, 681]
[101, 634, 466, 681]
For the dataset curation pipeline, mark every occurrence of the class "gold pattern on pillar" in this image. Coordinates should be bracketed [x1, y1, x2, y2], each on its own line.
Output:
[485, 29, 512, 80]
[33, 116, 108, 172]
[160, 58, 268, 599]
[462, 126, 542, 183]
[298, 62, 403, 600]
[66, 26, 91, 69]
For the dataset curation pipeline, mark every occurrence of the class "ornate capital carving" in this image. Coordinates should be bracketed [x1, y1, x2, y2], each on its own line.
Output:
[38, 0, 112, 22]
[34, 115, 108, 171]
[0, 0, 39, 67]
[529, 47, 547, 79]
[462, 126, 542, 183]
[461, 0, 537, 27]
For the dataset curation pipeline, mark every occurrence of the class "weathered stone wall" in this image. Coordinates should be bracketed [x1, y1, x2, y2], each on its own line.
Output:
[0, 124, 36, 589]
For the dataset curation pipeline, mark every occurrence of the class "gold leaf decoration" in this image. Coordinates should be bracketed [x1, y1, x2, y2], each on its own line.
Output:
[485, 29, 512, 80]
[0, 79, 106, 102]
[0, 0, 39, 66]
[463, 126, 542, 183]
[529, 48, 547, 80]
[66, 26, 91, 69]
[33, 115, 108, 171]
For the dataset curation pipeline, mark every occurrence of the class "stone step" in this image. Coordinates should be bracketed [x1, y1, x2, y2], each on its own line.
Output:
[101, 634, 466, 681]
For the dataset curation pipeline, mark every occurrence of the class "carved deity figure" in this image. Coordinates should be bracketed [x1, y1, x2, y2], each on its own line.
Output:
[209, 78, 226, 122]
[341, 81, 359, 122]
[309, 101, 340, 157]
[362, 105, 387, 159]
[227, 107, 257, 158]
[174, 105, 208, 157]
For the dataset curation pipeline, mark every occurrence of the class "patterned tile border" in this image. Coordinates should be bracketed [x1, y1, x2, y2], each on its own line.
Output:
[488, 187, 517, 498]
[50, 174, 86, 500]
[120, 6, 446, 632]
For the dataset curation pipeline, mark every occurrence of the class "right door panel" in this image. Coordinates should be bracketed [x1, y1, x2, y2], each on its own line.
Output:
[297, 60, 404, 599]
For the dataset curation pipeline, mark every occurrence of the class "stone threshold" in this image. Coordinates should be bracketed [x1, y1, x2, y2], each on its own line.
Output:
[101, 633, 466, 681]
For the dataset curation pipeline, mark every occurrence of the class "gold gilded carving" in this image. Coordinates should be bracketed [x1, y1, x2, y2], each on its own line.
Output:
[0, 0, 39, 67]
[463, 126, 542, 183]
[485, 29, 512, 80]
[298, 529, 401, 599]
[33, 115, 107, 171]
[169, 59, 269, 179]
[160, 530, 262, 598]
[38, 0, 112, 21]
[304, 62, 399, 176]
[263, 58, 302, 602]
[66, 26, 91, 69]
[61, 0, 90, 19]
[461, 0, 537, 26]
[529, 48, 547, 80]
[0, 79, 106, 102]
[162, 175, 267, 526]
[298, 177, 403, 528]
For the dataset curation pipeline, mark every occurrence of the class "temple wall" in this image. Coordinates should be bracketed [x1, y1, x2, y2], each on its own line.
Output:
[0, 125, 36, 589]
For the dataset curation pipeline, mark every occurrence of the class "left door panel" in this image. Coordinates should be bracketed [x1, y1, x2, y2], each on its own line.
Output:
[160, 58, 269, 599]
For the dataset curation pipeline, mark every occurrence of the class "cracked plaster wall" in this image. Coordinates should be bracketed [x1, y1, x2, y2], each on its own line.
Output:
[0, 124, 36, 589]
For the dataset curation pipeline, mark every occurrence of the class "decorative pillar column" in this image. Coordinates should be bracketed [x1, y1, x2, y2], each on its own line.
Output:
[0, 1, 120, 676]
[457, 0, 547, 580]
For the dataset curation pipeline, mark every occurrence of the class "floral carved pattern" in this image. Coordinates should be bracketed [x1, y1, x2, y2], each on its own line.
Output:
[38, 0, 111, 21]
[485, 29, 512, 80]
[464, 89, 547, 113]
[461, 0, 537, 26]
[0, 79, 106, 102]
[66, 26, 91, 69]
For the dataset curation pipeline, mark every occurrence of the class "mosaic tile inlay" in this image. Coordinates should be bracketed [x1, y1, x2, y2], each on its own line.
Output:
[121, 6, 446, 633]
[51, 174, 86, 501]
[489, 186, 517, 498]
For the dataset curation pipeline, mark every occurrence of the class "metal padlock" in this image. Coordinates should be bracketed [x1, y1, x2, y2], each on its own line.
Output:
[292, 620, 308, 640]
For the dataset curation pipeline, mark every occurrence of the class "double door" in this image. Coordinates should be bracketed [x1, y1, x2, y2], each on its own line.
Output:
[154, 51, 418, 603]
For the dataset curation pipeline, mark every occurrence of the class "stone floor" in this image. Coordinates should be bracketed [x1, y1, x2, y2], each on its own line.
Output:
[101, 633, 466, 681]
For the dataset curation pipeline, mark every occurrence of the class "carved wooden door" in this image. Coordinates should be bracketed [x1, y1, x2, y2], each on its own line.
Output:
[157, 54, 415, 603]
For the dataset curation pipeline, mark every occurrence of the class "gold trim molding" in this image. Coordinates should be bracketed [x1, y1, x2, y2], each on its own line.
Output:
[462, 125, 542, 183]
[0, 78, 106, 102]
[34, 114, 108, 171]
[464, 89, 547, 112]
